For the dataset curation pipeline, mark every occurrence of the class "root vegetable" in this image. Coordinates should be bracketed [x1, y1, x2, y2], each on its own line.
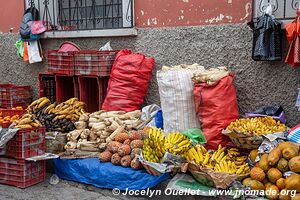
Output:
[121, 155, 132, 167]
[107, 141, 122, 153]
[89, 131, 98, 142]
[74, 121, 87, 129]
[131, 158, 143, 170]
[99, 151, 112, 162]
[92, 122, 106, 131]
[67, 130, 82, 142]
[79, 113, 89, 122]
[106, 125, 125, 143]
[111, 153, 122, 165]
[118, 144, 131, 156]
[65, 141, 77, 149]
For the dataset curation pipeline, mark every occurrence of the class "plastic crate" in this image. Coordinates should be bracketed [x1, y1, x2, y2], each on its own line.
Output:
[0, 84, 32, 109]
[4, 127, 46, 159]
[55, 75, 79, 103]
[0, 157, 45, 188]
[0, 109, 26, 128]
[39, 73, 56, 103]
[78, 76, 109, 113]
[74, 50, 118, 76]
[47, 50, 75, 75]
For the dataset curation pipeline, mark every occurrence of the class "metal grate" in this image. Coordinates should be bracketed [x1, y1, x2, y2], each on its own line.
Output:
[253, 0, 300, 22]
[26, 0, 133, 31]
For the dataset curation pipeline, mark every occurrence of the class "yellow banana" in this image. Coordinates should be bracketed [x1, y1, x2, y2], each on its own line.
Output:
[38, 98, 50, 109]
[203, 154, 210, 166]
[190, 148, 200, 163]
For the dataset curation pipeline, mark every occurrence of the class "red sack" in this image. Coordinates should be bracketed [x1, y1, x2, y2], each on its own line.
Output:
[102, 49, 155, 112]
[193, 75, 239, 150]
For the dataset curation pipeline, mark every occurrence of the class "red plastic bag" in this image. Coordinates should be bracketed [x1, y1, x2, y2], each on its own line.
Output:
[193, 75, 239, 150]
[285, 11, 300, 68]
[102, 49, 155, 112]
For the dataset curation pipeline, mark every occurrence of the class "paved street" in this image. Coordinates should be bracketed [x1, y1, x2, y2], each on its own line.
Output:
[0, 174, 218, 200]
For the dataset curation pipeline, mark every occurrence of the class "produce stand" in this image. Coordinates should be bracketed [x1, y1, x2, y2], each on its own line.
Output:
[2, 46, 300, 200]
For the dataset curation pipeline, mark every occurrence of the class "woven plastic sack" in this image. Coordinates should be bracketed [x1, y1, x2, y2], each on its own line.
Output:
[157, 64, 204, 134]
[102, 49, 155, 112]
[193, 75, 239, 150]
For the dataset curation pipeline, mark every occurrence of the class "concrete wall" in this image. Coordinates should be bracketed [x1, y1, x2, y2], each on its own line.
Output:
[1, 24, 300, 126]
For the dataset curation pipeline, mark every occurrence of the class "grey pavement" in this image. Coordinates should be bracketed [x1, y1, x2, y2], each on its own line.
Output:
[0, 174, 219, 200]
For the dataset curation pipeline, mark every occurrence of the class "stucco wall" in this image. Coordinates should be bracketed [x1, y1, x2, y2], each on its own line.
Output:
[1, 24, 300, 126]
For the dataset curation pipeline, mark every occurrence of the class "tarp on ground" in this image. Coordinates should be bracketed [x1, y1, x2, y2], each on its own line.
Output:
[53, 158, 171, 190]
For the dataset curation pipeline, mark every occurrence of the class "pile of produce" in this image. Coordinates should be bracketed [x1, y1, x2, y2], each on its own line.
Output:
[14, 113, 42, 129]
[0, 110, 23, 126]
[187, 144, 250, 175]
[228, 117, 286, 136]
[243, 141, 300, 199]
[142, 127, 192, 163]
[26, 97, 86, 132]
[192, 67, 230, 85]
[65, 110, 143, 151]
[99, 130, 144, 169]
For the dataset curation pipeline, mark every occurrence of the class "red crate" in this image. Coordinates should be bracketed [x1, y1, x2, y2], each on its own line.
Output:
[0, 109, 26, 128]
[0, 84, 32, 109]
[0, 157, 45, 188]
[47, 50, 75, 75]
[39, 73, 56, 103]
[74, 50, 118, 77]
[78, 76, 109, 113]
[4, 127, 46, 159]
[55, 75, 79, 103]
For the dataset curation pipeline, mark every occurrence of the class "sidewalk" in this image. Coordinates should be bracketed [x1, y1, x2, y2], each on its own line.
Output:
[0, 174, 218, 200]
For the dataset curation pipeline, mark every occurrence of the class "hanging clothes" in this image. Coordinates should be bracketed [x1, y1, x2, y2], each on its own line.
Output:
[251, 5, 282, 61]
[285, 11, 300, 68]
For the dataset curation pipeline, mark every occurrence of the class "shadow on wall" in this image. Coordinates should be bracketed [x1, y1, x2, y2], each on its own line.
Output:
[0, 24, 300, 126]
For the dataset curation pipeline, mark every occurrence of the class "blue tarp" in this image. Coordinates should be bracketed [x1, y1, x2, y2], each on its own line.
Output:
[54, 158, 170, 190]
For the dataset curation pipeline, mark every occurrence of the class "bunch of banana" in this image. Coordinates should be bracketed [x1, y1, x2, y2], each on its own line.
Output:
[227, 117, 286, 136]
[187, 145, 250, 175]
[15, 113, 42, 129]
[142, 127, 166, 163]
[164, 132, 192, 156]
[27, 97, 51, 113]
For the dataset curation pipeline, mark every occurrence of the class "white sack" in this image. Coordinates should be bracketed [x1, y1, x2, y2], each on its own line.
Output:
[157, 64, 205, 134]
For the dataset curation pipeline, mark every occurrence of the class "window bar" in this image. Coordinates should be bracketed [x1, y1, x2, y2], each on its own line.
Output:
[117, 0, 120, 28]
[112, 0, 114, 28]
[52, 0, 56, 30]
[104, 0, 107, 29]
[68, 0, 72, 29]
[85, 0, 88, 29]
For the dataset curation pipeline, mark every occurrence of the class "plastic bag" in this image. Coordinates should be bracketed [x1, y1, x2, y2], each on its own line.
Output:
[193, 75, 239, 150]
[251, 4, 282, 61]
[15, 40, 24, 58]
[28, 40, 42, 63]
[141, 104, 160, 127]
[182, 128, 206, 145]
[157, 64, 204, 134]
[166, 173, 216, 196]
[155, 110, 163, 129]
[99, 41, 113, 51]
[23, 42, 29, 61]
[102, 49, 155, 112]
[288, 124, 300, 144]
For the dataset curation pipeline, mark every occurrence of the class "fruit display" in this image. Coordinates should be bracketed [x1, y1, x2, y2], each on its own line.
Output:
[243, 141, 300, 199]
[14, 113, 42, 129]
[227, 117, 286, 136]
[27, 97, 86, 132]
[64, 110, 143, 152]
[0, 109, 24, 127]
[142, 128, 166, 163]
[99, 130, 143, 170]
[187, 144, 250, 175]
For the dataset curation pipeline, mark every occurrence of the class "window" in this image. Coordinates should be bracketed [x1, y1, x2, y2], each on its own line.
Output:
[253, 0, 299, 25]
[25, 0, 136, 38]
